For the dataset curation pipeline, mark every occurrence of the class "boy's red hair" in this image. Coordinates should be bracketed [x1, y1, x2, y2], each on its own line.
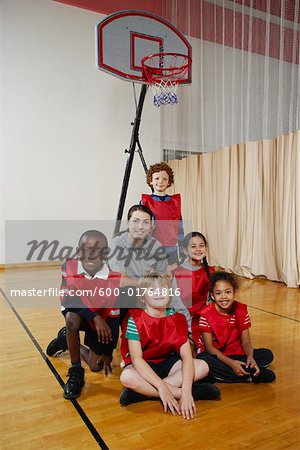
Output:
[146, 162, 174, 187]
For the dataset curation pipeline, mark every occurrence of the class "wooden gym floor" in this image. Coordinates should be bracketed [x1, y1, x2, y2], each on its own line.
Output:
[0, 267, 299, 450]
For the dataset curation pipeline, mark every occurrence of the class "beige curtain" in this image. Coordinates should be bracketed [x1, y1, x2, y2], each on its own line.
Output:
[168, 131, 300, 288]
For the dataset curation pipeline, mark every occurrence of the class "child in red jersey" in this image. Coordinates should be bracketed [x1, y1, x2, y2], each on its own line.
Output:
[173, 232, 215, 328]
[120, 273, 220, 418]
[141, 162, 183, 267]
[46, 230, 121, 399]
[193, 271, 276, 383]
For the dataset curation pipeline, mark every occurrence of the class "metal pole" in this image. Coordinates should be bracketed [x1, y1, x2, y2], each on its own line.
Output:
[136, 138, 149, 175]
[114, 83, 148, 236]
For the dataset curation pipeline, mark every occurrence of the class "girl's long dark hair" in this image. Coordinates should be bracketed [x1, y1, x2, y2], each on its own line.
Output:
[183, 232, 212, 282]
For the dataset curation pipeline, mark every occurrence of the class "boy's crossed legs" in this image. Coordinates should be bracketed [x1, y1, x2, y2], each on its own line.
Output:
[120, 357, 220, 406]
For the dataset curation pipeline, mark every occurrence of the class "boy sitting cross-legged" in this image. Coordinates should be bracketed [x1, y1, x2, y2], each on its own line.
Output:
[120, 272, 220, 419]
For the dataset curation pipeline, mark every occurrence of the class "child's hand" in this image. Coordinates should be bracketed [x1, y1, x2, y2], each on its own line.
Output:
[93, 315, 112, 344]
[246, 356, 260, 376]
[97, 355, 113, 376]
[179, 393, 196, 420]
[158, 382, 181, 416]
[230, 360, 249, 377]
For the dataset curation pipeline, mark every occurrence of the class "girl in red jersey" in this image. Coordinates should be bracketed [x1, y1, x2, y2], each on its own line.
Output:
[193, 271, 276, 383]
[120, 273, 220, 418]
[173, 232, 215, 328]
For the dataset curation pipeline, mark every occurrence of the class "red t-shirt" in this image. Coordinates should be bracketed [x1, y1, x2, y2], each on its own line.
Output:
[193, 301, 251, 355]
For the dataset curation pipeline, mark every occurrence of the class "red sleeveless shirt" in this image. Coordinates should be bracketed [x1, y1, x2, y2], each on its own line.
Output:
[141, 194, 181, 246]
[173, 265, 215, 317]
[121, 308, 188, 366]
[61, 259, 121, 323]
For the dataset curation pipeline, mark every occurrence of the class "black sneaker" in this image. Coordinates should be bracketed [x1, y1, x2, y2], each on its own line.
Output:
[46, 327, 68, 357]
[120, 388, 148, 406]
[192, 383, 221, 400]
[63, 366, 85, 399]
[251, 368, 276, 384]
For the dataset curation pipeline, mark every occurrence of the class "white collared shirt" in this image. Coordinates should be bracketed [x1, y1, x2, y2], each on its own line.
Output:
[77, 260, 110, 280]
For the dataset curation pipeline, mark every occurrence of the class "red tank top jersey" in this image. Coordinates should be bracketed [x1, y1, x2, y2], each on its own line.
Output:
[194, 301, 251, 355]
[61, 259, 121, 321]
[141, 194, 181, 246]
[173, 265, 215, 317]
[121, 309, 188, 366]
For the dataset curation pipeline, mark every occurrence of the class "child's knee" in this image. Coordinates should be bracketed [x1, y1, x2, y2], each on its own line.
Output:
[120, 368, 136, 388]
[262, 348, 274, 365]
[65, 312, 81, 332]
[195, 359, 209, 379]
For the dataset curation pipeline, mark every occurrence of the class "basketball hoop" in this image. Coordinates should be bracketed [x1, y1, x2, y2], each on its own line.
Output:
[141, 52, 192, 107]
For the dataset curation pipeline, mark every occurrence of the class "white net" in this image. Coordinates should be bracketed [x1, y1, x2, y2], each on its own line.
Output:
[142, 53, 191, 107]
[161, 0, 299, 156]
[151, 79, 179, 107]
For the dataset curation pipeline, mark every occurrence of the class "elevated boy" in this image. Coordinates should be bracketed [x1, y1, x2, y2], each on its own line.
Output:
[141, 162, 183, 266]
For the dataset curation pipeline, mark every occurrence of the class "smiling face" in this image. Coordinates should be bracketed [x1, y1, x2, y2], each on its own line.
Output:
[143, 280, 171, 312]
[128, 210, 153, 241]
[212, 280, 235, 314]
[185, 236, 207, 265]
[78, 233, 107, 276]
[150, 170, 170, 195]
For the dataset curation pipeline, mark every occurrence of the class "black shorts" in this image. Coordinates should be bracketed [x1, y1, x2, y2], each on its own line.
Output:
[62, 309, 119, 356]
[83, 316, 119, 355]
[147, 354, 181, 379]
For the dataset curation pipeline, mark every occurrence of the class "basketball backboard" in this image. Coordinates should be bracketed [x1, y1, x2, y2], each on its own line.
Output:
[96, 10, 192, 84]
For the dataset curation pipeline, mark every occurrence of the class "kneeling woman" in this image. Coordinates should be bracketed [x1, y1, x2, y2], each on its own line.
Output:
[120, 272, 220, 419]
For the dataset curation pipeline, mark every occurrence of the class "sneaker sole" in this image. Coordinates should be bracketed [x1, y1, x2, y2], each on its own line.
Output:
[63, 391, 82, 400]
